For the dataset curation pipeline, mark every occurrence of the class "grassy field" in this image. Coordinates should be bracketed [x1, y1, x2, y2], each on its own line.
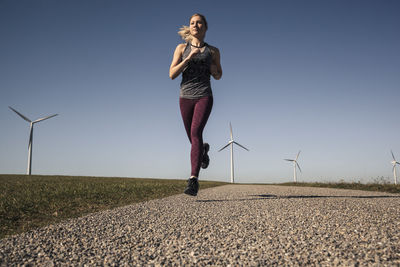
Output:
[0, 175, 227, 239]
[277, 181, 400, 194]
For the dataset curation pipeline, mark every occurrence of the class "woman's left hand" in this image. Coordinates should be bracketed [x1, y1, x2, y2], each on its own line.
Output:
[210, 64, 218, 76]
[210, 47, 222, 80]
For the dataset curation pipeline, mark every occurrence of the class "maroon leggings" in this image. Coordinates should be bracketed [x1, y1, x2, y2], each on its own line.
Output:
[180, 96, 213, 177]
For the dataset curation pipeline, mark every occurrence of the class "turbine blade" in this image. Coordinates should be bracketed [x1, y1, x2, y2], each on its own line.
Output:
[296, 162, 302, 173]
[218, 143, 230, 152]
[284, 159, 294, 162]
[9, 106, 31, 122]
[229, 122, 233, 140]
[296, 150, 301, 161]
[233, 141, 249, 151]
[391, 150, 396, 161]
[33, 114, 58, 123]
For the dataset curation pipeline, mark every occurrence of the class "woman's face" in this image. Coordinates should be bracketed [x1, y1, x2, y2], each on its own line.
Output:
[190, 15, 206, 38]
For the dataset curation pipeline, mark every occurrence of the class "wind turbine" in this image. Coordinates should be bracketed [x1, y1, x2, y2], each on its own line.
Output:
[218, 122, 249, 183]
[9, 106, 58, 175]
[390, 150, 400, 185]
[284, 150, 302, 183]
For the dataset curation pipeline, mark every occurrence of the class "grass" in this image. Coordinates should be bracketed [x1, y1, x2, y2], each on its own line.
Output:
[276, 181, 400, 194]
[0, 174, 227, 239]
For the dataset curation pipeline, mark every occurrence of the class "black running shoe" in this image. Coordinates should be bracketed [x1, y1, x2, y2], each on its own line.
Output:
[201, 143, 210, 169]
[184, 177, 199, 196]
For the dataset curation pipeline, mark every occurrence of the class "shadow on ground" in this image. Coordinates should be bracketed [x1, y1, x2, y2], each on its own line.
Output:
[196, 194, 400, 203]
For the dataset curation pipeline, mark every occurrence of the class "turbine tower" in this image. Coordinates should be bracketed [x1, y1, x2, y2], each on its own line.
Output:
[9, 106, 58, 175]
[218, 122, 249, 183]
[284, 150, 302, 183]
[391, 150, 400, 185]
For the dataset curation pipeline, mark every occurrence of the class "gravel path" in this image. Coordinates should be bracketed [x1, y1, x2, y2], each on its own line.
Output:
[1, 184, 399, 266]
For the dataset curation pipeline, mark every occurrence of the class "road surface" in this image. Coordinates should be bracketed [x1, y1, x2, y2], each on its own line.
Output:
[1, 184, 399, 266]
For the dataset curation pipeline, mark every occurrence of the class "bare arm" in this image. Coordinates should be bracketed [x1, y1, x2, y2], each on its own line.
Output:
[169, 44, 200, 80]
[210, 47, 222, 80]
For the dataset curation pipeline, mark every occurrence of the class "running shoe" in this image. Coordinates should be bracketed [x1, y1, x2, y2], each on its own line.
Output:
[184, 177, 199, 196]
[201, 143, 210, 169]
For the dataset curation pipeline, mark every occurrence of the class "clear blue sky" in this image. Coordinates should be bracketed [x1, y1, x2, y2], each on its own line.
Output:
[1, 0, 399, 183]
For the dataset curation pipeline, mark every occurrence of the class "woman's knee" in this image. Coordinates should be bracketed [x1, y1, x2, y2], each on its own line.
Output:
[191, 125, 204, 139]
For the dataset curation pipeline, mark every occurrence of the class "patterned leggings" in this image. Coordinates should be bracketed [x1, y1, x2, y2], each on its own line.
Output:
[179, 96, 213, 177]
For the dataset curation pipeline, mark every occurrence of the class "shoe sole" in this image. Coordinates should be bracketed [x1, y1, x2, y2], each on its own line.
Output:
[184, 189, 197, 196]
[184, 191, 197, 196]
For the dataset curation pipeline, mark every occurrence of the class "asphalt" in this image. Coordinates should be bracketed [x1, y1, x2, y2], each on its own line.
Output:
[1, 184, 399, 266]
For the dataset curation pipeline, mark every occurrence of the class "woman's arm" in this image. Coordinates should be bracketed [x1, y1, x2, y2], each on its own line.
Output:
[169, 44, 199, 80]
[210, 47, 222, 80]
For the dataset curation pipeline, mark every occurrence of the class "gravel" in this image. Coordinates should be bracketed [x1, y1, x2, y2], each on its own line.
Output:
[1, 184, 399, 266]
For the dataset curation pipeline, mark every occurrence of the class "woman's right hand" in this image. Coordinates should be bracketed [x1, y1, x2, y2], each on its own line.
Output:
[187, 47, 200, 60]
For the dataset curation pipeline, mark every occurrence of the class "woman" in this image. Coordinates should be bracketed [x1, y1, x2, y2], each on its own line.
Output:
[169, 13, 222, 196]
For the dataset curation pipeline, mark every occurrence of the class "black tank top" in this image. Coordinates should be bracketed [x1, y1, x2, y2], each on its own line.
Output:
[180, 43, 213, 99]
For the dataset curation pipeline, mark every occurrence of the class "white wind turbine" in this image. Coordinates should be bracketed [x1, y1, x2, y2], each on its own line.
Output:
[9, 106, 58, 175]
[390, 150, 400, 185]
[218, 122, 249, 183]
[284, 150, 302, 183]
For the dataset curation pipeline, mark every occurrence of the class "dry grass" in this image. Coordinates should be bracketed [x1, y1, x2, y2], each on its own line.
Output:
[0, 174, 226, 239]
[277, 181, 400, 194]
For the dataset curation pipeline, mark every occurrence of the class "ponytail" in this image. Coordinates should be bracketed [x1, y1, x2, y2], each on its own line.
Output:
[178, 25, 192, 42]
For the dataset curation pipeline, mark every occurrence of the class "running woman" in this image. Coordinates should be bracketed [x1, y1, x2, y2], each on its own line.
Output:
[169, 13, 222, 196]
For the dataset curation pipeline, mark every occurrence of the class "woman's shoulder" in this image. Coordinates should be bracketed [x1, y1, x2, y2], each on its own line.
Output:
[173, 43, 189, 56]
[206, 44, 220, 55]
[176, 42, 189, 51]
[206, 43, 218, 49]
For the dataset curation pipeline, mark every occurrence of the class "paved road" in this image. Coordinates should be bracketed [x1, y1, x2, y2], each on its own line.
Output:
[1, 185, 399, 266]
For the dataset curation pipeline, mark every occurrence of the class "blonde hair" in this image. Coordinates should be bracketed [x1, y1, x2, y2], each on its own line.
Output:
[178, 25, 192, 42]
[178, 13, 208, 42]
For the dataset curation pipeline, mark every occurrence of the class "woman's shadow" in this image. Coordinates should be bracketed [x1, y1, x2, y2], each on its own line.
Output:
[196, 194, 400, 203]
